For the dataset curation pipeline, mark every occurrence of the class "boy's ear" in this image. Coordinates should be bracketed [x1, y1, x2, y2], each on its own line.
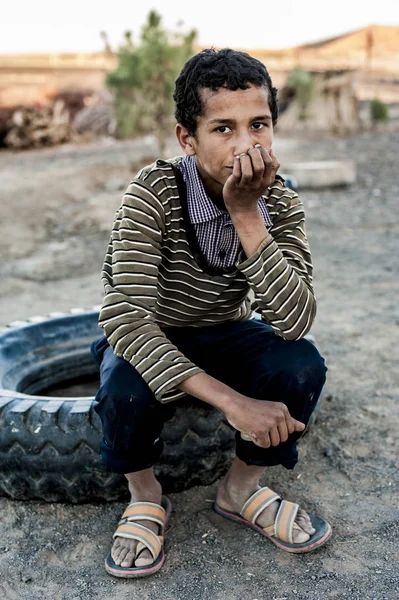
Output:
[175, 124, 196, 156]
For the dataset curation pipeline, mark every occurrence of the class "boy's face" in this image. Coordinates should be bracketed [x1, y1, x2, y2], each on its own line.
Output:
[177, 84, 274, 200]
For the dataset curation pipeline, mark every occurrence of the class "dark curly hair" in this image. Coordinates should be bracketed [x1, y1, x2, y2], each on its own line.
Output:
[174, 48, 278, 137]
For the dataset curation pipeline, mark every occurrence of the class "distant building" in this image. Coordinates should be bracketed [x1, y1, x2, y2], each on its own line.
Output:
[0, 52, 117, 107]
[0, 25, 398, 108]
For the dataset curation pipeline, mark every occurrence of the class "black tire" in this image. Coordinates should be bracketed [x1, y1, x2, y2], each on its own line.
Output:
[0, 309, 235, 503]
[0, 310, 323, 503]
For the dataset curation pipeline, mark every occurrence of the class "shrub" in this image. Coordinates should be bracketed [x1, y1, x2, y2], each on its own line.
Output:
[105, 12, 196, 153]
[370, 99, 389, 124]
[287, 68, 315, 120]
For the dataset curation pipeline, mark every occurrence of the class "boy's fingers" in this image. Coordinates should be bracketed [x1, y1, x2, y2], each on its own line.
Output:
[256, 144, 273, 168]
[257, 145, 278, 186]
[248, 146, 264, 178]
[238, 153, 253, 183]
[277, 420, 289, 443]
[259, 432, 271, 448]
[269, 148, 280, 177]
[269, 426, 281, 447]
[293, 419, 306, 432]
[231, 155, 242, 181]
[285, 415, 295, 435]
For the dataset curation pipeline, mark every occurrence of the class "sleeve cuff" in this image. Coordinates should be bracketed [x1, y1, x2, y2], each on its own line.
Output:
[235, 235, 274, 271]
[153, 366, 205, 403]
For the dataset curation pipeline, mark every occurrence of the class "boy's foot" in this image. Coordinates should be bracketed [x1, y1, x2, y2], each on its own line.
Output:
[111, 479, 162, 568]
[111, 515, 160, 568]
[216, 479, 315, 544]
[106, 495, 172, 578]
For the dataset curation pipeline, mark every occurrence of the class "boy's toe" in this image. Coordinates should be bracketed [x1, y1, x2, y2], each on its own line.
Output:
[115, 547, 129, 566]
[120, 550, 137, 568]
[135, 548, 154, 567]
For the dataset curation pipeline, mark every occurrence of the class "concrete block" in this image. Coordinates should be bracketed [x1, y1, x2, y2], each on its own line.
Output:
[282, 160, 356, 189]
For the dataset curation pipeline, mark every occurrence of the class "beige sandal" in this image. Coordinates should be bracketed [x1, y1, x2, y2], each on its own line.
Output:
[214, 486, 332, 553]
[105, 496, 172, 578]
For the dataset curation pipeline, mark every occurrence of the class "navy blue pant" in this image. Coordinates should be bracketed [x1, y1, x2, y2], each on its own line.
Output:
[91, 320, 327, 474]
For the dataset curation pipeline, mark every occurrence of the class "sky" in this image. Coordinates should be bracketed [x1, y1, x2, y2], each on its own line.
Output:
[1, 0, 398, 54]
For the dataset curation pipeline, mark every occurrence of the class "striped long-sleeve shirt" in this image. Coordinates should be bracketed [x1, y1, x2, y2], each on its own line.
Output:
[98, 156, 316, 403]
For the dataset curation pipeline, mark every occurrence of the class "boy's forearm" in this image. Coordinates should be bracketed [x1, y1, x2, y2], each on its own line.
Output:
[178, 371, 243, 415]
[229, 209, 271, 259]
[178, 371, 305, 447]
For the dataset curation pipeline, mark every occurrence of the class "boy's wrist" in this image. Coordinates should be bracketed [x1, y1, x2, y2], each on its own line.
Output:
[178, 372, 244, 416]
[207, 387, 244, 415]
[230, 211, 270, 261]
[229, 208, 264, 231]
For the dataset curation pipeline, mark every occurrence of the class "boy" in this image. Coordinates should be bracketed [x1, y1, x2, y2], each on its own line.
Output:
[91, 48, 331, 578]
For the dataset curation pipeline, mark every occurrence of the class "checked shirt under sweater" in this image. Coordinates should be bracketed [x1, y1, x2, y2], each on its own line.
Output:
[179, 155, 272, 269]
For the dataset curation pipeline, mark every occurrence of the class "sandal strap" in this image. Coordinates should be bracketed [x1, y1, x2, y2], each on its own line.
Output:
[274, 499, 299, 544]
[263, 524, 275, 535]
[113, 522, 162, 561]
[135, 541, 147, 559]
[120, 501, 166, 527]
[241, 487, 281, 524]
[135, 536, 164, 561]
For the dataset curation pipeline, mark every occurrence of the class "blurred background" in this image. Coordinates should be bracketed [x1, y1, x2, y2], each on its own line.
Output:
[1, 4, 398, 599]
[0, 0, 398, 149]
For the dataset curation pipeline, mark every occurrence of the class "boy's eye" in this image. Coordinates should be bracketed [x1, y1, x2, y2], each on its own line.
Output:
[252, 122, 267, 130]
[215, 126, 231, 133]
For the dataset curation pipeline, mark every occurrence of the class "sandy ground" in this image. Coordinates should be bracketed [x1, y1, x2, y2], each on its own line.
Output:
[0, 130, 398, 600]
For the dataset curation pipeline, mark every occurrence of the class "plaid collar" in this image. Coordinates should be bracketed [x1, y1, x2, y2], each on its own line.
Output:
[179, 155, 272, 226]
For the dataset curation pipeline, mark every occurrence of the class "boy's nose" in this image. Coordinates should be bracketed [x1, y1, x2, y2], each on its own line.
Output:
[234, 134, 254, 156]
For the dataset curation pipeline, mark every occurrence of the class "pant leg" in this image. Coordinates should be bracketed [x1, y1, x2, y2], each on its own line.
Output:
[232, 324, 327, 469]
[90, 320, 327, 474]
[91, 338, 175, 474]
[164, 320, 327, 470]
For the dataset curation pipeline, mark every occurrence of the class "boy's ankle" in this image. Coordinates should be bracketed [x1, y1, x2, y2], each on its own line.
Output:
[126, 476, 162, 503]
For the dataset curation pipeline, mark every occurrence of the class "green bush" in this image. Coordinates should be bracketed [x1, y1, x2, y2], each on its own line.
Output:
[287, 68, 315, 120]
[370, 99, 389, 123]
[105, 12, 196, 152]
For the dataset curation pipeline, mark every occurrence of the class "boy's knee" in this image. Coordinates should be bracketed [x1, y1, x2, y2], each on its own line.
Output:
[290, 340, 327, 392]
[264, 339, 327, 401]
[94, 356, 159, 447]
[100, 357, 154, 403]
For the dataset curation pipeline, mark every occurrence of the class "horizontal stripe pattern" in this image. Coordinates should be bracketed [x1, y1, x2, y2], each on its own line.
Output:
[99, 157, 316, 402]
[237, 190, 316, 341]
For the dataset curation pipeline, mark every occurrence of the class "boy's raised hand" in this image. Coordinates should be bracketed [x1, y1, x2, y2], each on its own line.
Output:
[223, 145, 280, 215]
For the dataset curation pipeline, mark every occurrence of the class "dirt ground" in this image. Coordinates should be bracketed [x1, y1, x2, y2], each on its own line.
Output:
[0, 129, 398, 600]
